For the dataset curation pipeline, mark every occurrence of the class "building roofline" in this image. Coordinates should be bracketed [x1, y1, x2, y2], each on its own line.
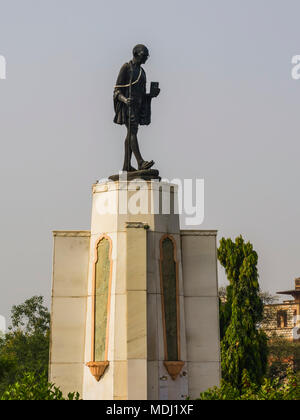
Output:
[53, 230, 91, 237]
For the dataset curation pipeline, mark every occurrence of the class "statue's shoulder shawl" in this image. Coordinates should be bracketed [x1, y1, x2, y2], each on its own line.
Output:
[115, 62, 131, 89]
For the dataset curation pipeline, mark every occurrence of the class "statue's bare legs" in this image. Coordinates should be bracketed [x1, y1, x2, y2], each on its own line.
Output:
[123, 124, 154, 172]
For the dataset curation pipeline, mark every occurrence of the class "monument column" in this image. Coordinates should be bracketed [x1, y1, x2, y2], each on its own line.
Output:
[82, 180, 188, 400]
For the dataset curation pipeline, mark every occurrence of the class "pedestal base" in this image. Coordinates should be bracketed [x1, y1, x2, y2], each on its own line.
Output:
[109, 169, 161, 182]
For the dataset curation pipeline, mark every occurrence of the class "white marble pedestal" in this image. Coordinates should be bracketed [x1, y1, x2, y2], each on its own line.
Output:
[49, 180, 221, 400]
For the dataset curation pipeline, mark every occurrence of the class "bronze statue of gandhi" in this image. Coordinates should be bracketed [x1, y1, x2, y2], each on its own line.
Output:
[113, 44, 160, 172]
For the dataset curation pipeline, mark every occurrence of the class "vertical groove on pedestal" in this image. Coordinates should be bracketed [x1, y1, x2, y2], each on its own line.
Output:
[160, 235, 181, 363]
[126, 226, 148, 400]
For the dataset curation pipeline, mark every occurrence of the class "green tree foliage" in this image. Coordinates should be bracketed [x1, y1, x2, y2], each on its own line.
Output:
[218, 236, 268, 388]
[219, 284, 234, 341]
[0, 296, 50, 396]
[267, 335, 300, 381]
[10, 295, 50, 335]
[1, 371, 80, 401]
[199, 368, 299, 400]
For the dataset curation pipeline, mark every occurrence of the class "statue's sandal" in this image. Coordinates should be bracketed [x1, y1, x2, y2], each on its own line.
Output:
[139, 160, 155, 170]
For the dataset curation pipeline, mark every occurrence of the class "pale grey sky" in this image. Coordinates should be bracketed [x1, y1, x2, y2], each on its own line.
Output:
[0, 0, 300, 321]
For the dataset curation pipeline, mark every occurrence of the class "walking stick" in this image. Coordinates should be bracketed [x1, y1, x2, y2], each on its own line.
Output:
[127, 62, 133, 172]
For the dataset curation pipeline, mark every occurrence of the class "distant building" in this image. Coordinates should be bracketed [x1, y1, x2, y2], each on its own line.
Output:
[262, 278, 300, 341]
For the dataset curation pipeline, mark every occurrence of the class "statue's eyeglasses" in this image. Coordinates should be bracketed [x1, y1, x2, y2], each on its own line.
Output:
[138, 52, 149, 58]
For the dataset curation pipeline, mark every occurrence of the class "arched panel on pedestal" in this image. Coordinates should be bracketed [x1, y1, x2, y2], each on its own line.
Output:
[87, 235, 112, 381]
[160, 234, 184, 380]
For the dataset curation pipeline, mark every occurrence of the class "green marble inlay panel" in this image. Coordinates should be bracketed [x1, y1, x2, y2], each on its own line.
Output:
[94, 238, 111, 362]
[161, 238, 178, 361]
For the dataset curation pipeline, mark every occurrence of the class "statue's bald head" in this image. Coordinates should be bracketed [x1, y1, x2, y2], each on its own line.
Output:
[133, 44, 149, 57]
[132, 44, 149, 64]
